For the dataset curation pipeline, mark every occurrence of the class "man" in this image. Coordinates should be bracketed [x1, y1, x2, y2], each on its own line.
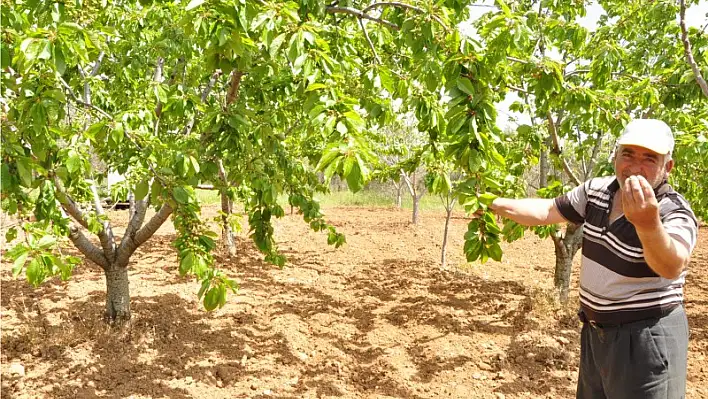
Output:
[490, 119, 698, 398]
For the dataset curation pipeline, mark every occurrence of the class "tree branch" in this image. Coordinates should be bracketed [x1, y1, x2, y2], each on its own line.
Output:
[153, 57, 165, 132]
[400, 169, 415, 197]
[564, 69, 647, 81]
[226, 70, 244, 106]
[325, 6, 400, 30]
[363, 2, 449, 32]
[506, 56, 531, 64]
[585, 131, 604, 180]
[359, 17, 381, 64]
[53, 177, 91, 230]
[128, 191, 136, 220]
[197, 184, 217, 190]
[507, 84, 530, 95]
[68, 224, 110, 270]
[90, 51, 105, 77]
[576, 126, 587, 177]
[183, 70, 221, 136]
[679, 0, 708, 98]
[115, 203, 172, 267]
[118, 195, 149, 261]
[134, 204, 172, 248]
[58, 77, 113, 120]
[54, 199, 108, 269]
[546, 112, 582, 186]
[90, 181, 117, 264]
[78, 51, 105, 105]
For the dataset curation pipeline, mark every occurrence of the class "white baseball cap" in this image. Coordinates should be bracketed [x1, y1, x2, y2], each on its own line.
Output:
[617, 119, 674, 155]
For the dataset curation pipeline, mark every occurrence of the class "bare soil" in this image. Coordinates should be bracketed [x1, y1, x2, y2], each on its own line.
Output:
[2, 206, 707, 398]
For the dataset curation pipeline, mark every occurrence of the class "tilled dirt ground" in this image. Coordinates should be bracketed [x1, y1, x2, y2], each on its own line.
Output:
[1, 206, 707, 398]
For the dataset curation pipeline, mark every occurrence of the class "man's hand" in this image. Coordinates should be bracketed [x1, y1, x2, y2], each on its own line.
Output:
[622, 175, 661, 232]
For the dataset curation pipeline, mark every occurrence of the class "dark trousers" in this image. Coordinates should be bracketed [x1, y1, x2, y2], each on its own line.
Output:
[576, 306, 689, 399]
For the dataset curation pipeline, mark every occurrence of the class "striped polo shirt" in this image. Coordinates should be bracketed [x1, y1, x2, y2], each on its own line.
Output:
[555, 176, 698, 324]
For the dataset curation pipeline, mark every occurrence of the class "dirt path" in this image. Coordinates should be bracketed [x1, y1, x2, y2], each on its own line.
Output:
[2, 206, 707, 398]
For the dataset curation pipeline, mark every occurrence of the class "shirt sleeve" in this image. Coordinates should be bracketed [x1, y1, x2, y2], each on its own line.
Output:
[663, 212, 698, 253]
[553, 180, 589, 224]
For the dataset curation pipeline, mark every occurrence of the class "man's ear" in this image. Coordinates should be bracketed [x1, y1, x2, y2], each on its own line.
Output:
[665, 158, 674, 174]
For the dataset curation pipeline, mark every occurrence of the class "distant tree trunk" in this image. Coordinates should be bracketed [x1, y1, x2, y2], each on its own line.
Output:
[412, 196, 420, 224]
[393, 181, 403, 208]
[220, 191, 236, 257]
[552, 223, 584, 303]
[218, 161, 236, 257]
[104, 265, 130, 324]
[441, 197, 456, 269]
[539, 147, 549, 188]
[401, 169, 424, 224]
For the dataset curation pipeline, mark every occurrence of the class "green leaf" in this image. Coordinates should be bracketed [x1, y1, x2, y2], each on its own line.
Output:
[457, 77, 475, 95]
[134, 180, 150, 201]
[26, 257, 44, 287]
[66, 151, 81, 174]
[345, 161, 363, 193]
[188, 155, 200, 174]
[197, 279, 210, 299]
[305, 83, 327, 92]
[5, 227, 18, 243]
[478, 193, 498, 206]
[342, 155, 355, 177]
[85, 121, 106, 140]
[16, 159, 33, 187]
[496, 0, 511, 17]
[270, 33, 288, 59]
[218, 284, 227, 308]
[490, 150, 506, 167]
[173, 186, 190, 204]
[179, 251, 195, 276]
[37, 235, 57, 249]
[204, 287, 220, 311]
[185, 0, 205, 11]
[448, 114, 468, 135]
[154, 84, 168, 103]
[111, 124, 124, 146]
[1, 43, 11, 69]
[12, 252, 29, 277]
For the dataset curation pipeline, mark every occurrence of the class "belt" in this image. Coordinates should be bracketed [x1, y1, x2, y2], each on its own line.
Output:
[578, 305, 679, 329]
[578, 311, 619, 329]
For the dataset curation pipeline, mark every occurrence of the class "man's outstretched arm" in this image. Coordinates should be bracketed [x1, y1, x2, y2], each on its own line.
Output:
[490, 198, 569, 226]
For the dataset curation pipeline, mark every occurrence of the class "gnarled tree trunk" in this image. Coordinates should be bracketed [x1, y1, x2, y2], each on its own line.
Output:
[104, 266, 131, 324]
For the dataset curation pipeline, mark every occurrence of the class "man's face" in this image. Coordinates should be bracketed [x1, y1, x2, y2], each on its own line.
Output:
[614, 145, 674, 189]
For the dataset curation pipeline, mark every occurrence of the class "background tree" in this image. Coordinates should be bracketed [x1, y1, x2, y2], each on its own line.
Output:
[467, 0, 708, 301]
[375, 115, 427, 209]
[1, 0, 494, 323]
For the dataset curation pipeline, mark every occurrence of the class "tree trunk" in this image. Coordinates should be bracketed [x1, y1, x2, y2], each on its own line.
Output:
[217, 160, 236, 257]
[553, 224, 584, 303]
[412, 196, 420, 224]
[104, 266, 131, 324]
[395, 182, 402, 208]
[220, 190, 236, 257]
[441, 206, 453, 269]
[539, 148, 549, 189]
